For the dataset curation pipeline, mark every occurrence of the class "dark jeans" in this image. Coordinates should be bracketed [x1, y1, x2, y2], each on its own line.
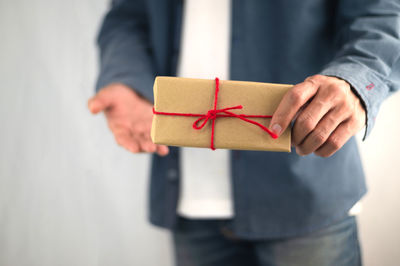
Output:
[173, 215, 362, 266]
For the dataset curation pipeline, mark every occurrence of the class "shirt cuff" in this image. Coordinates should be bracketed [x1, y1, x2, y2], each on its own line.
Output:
[319, 62, 385, 141]
[96, 74, 155, 104]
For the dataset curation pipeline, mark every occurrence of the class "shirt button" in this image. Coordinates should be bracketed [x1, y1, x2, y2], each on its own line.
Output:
[167, 168, 178, 181]
[220, 226, 238, 241]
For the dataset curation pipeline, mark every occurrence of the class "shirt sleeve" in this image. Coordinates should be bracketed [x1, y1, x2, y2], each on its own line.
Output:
[319, 0, 400, 141]
[95, 0, 155, 102]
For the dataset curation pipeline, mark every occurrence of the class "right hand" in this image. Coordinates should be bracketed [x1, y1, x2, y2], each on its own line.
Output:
[88, 83, 169, 156]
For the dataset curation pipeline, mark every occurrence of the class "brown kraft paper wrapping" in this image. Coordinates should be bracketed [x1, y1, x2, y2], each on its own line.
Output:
[151, 76, 292, 152]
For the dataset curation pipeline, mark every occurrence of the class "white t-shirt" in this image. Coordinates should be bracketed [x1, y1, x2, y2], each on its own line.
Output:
[176, 0, 234, 218]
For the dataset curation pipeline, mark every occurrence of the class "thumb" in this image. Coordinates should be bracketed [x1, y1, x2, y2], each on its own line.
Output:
[88, 91, 111, 114]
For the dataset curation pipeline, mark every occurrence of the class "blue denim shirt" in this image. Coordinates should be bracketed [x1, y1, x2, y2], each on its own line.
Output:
[96, 0, 400, 239]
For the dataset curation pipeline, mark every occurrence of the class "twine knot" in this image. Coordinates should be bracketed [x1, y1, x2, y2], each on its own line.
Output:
[207, 110, 218, 120]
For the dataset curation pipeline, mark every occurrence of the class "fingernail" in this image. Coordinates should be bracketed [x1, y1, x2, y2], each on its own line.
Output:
[271, 124, 282, 135]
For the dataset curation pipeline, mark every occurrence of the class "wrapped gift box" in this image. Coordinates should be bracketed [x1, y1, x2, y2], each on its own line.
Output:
[151, 76, 292, 152]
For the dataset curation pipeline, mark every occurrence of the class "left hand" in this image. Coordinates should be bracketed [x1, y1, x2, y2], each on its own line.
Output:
[269, 75, 366, 157]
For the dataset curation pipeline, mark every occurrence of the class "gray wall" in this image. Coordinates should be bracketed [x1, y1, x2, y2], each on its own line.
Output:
[0, 1, 399, 265]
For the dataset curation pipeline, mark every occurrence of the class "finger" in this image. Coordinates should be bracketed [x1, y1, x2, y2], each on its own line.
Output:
[314, 119, 355, 157]
[296, 108, 347, 155]
[126, 139, 140, 153]
[269, 76, 321, 137]
[114, 131, 140, 153]
[292, 91, 334, 146]
[156, 145, 169, 156]
[131, 122, 157, 153]
[291, 105, 308, 147]
[88, 90, 112, 114]
[139, 140, 157, 153]
[137, 133, 157, 153]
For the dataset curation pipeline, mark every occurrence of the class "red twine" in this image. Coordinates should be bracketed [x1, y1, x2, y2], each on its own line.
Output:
[152, 77, 278, 150]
